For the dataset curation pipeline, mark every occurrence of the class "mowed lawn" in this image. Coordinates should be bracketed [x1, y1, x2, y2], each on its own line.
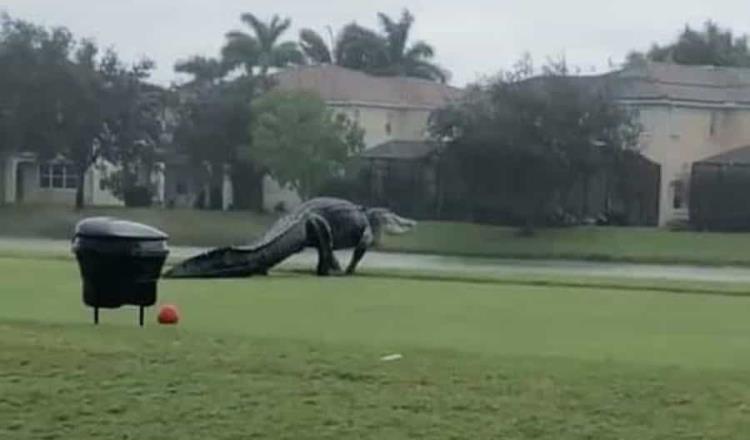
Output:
[4, 257, 750, 438]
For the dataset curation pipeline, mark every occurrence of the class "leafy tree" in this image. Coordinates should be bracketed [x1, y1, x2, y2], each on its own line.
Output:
[0, 14, 163, 208]
[430, 57, 641, 232]
[247, 90, 364, 199]
[0, 14, 74, 156]
[222, 13, 304, 84]
[299, 9, 448, 82]
[174, 20, 273, 210]
[172, 74, 261, 209]
[95, 55, 165, 206]
[174, 79, 253, 166]
[627, 21, 750, 67]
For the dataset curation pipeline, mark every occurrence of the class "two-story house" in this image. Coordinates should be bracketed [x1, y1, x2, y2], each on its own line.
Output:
[606, 62, 750, 226]
[263, 65, 463, 212]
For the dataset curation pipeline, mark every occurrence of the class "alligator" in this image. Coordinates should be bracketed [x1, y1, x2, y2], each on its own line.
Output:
[163, 197, 416, 279]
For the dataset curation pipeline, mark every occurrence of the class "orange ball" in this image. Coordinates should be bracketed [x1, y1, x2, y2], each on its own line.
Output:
[157, 304, 180, 325]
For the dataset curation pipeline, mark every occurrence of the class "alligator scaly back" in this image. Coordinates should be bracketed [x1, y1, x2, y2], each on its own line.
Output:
[162, 197, 414, 279]
[163, 210, 310, 279]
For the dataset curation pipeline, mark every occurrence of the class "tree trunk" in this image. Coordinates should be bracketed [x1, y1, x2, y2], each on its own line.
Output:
[581, 173, 590, 219]
[75, 182, 85, 210]
[75, 164, 87, 210]
[435, 159, 444, 220]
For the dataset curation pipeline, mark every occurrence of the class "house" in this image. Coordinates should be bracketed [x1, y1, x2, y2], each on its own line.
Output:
[273, 65, 463, 147]
[0, 152, 122, 207]
[266, 65, 463, 212]
[603, 62, 750, 226]
[0, 82, 175, 208]
[518, 62, 750, 227]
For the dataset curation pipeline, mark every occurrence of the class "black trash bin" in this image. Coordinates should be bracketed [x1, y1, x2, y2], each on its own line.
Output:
[72, 217, 170, 326]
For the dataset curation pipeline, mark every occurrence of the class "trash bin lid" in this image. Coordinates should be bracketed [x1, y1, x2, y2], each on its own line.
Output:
[74, 217, 168, 241]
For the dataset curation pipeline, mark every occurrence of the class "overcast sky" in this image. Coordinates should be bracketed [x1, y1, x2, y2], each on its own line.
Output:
[3, 0, 748, 87]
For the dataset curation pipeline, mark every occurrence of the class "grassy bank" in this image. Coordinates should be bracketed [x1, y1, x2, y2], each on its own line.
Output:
[3, 257, 750, 438]
[4, 204, 750, 266]
[0, 205, 274, 246]
[380, 222, 750, 266]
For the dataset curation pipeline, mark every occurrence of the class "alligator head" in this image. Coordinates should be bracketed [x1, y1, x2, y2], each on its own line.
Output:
[366, 208, 417, 236]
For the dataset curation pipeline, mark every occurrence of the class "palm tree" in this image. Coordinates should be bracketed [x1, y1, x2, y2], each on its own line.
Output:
[222, 13, 304, 79]
[374, 9, 448, 83]
[298, 10, 448, 83]
[299, 28, 334, 64]
[174, 56, 229, 86]
[299, 23, 386, 71]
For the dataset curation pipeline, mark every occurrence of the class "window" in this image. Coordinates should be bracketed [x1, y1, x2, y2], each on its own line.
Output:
[39, 163, 78, 190]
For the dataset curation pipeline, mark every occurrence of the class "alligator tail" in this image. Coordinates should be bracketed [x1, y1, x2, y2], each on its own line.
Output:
[163, 220, 308, 279]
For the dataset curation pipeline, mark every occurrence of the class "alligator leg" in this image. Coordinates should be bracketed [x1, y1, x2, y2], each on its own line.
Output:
[316, 216, 344, 274]
[346, 225, 374, 275]
[345, 243, 367, 275]
[308, 215, 339, 276]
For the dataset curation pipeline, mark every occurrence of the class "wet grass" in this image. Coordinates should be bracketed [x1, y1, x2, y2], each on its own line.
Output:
[0, 205, 273, 247]
[4, 249, 750, 300]
[4, 204, 750, 266]
[4, 321, 750, 440]
[3, 257, 750, 438]
[380, 222, 750, 267]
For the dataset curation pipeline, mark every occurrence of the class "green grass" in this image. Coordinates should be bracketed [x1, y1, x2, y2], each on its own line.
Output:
[4, 256, 750, 438]
[0, 205, 273, 247]
[5, 204, 750, 266]
[381, 222, 750, 266]
[5, 248, 750, 299]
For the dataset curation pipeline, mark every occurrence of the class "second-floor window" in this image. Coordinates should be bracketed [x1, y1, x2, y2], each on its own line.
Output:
[39, 163, 79, 190]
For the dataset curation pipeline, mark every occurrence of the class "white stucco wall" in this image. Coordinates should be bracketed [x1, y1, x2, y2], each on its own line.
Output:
[332, 104, 433, 149]
[85, 159, 124, 207]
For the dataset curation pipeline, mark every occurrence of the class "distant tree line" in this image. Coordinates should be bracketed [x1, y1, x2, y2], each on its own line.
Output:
[3, 9, 750, 230]
[627, 20, 750, 67]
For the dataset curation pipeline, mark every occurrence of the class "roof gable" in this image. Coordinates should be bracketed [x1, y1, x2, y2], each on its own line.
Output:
[607, 62, 750, 105]
[271, 65, 463, 109]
